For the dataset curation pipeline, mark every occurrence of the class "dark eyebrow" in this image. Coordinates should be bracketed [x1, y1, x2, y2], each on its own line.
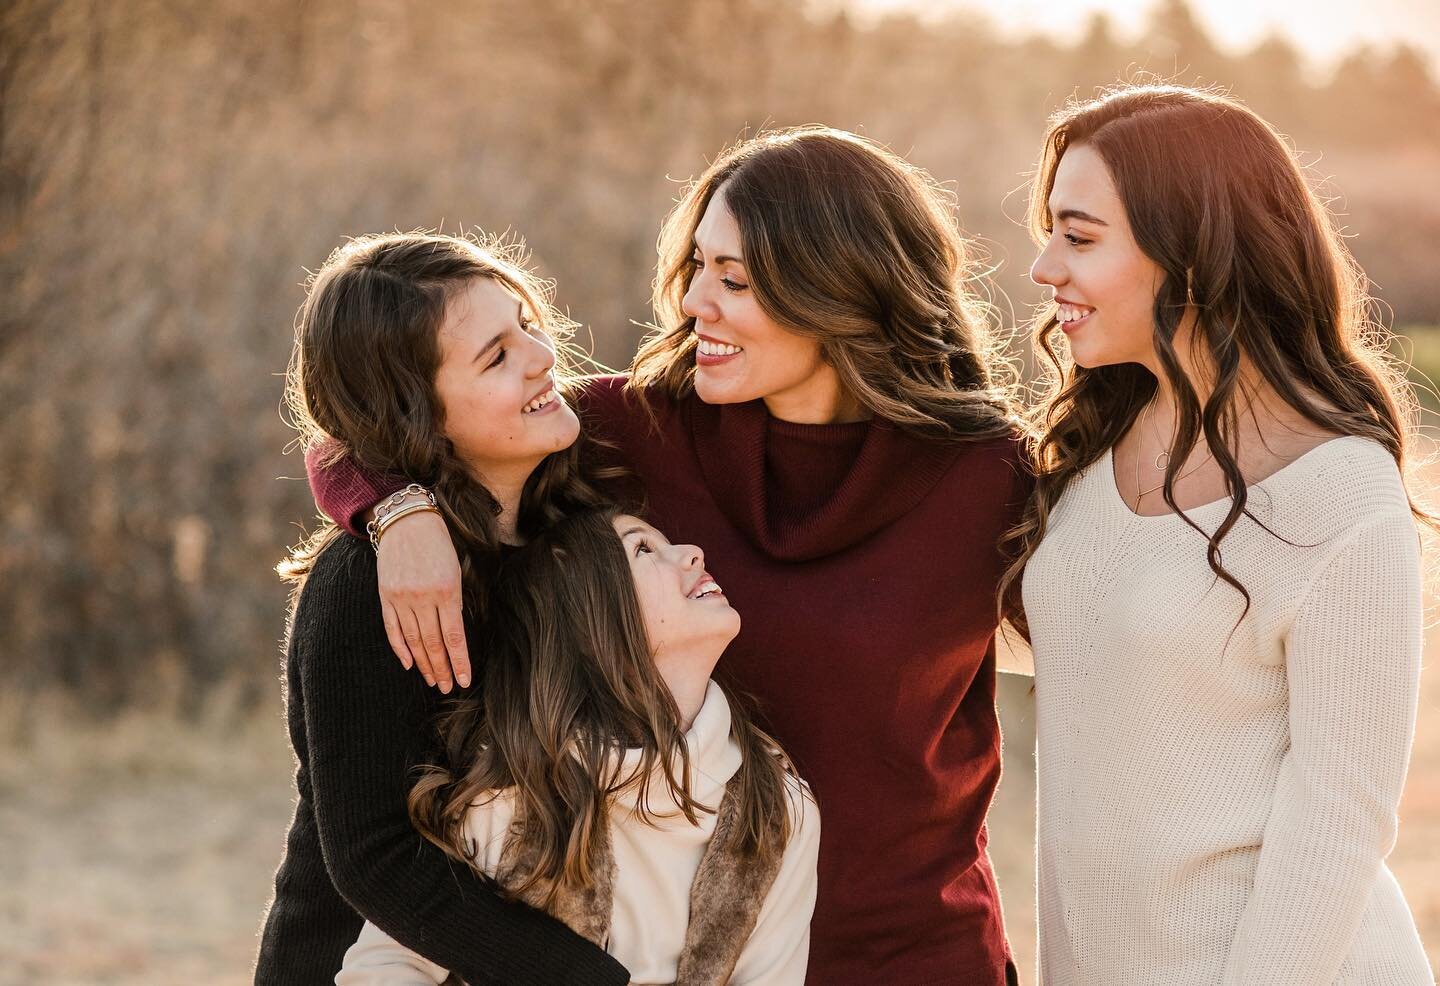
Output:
[691, 243, 744, 265]
[1055, 208, 1109, 226]
[470, 302, 526, 364]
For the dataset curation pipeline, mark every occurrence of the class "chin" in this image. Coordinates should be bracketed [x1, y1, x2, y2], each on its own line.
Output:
[543, 409, 582, 451]
[721, 608, 742, 642]
[694, 369, 752, 405]
[1065, 339, 1117, 370]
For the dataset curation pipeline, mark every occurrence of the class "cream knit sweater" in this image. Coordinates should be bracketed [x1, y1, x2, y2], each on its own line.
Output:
[1024, 436, 1431, 985]
[335, 681, 819, 985]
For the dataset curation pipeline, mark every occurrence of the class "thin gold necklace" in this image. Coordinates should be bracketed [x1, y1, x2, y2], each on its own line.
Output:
[1131, 399, 1212, 508]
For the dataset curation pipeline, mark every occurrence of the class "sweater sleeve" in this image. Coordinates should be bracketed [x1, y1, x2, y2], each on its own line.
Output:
[1219, 511, 1423, 985]
[295, 539, 630, 986]
[729, 779, 821, 985]
[305, 439, 407, 537]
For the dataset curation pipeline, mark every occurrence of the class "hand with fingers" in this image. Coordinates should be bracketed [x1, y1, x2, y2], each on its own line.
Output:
[377, 509, 470, 692]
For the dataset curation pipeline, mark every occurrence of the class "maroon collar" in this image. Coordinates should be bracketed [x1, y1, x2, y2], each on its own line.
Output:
[687, 396, 962, 561]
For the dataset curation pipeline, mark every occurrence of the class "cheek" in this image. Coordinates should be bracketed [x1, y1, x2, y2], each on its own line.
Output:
[441, 383, 523, 451]
[635, 577, 669, 642]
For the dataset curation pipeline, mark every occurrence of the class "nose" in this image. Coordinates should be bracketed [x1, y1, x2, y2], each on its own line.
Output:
[1029, 234, 1066, 289]
[681, 275, 718, 324]
[522, 328, 557, 378]
[670, 542, 704, 571]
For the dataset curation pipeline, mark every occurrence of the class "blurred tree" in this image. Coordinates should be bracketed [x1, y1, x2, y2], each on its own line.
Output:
[2, 0, 1437, 706]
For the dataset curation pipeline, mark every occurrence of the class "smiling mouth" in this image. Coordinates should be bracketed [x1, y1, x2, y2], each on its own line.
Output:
[1055, 302, 1094, 326]
[695, 335, 744, 366]
[689, 578, 723, 599]
[697, 339, 743, 356]
[522, 388, 558, 413]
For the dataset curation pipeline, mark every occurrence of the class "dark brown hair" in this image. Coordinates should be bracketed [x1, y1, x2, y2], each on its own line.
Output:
[408, 507, 800, 905]
[1001, 84, 1430, 621]
[632, 125, 1018, 442]
[278, 230, 613, 598]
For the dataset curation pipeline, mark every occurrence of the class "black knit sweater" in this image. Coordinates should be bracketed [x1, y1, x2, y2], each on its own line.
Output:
[253, 533, 628, 985]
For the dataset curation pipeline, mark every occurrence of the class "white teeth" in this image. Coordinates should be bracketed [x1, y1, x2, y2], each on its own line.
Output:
[1056, 304, 1094, 323]
[692, 580, 721, 598]
[697, 339, 743, 356]
[523, 388, 556, 413]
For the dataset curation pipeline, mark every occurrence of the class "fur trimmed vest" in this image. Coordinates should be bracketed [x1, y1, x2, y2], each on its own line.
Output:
[498, 773, 786, 985]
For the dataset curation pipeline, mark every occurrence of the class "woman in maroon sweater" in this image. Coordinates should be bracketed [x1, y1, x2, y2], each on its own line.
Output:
[313, 127, 1029, 984]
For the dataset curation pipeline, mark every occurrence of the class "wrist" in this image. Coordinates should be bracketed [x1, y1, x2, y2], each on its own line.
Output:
[367, 484, 439, 551]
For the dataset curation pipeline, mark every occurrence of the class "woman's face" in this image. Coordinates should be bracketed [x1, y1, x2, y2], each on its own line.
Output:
[682, 188, 850, 422]
[614, 515, 740, 659]
[433, 277, 580, 477]
[1029, 143, 1166, 371]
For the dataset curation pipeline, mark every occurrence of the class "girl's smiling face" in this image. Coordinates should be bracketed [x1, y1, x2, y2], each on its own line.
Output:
[1028, 143, 1168, 372]
[614, 515, 740, 661]
[432, 276, 580, 477]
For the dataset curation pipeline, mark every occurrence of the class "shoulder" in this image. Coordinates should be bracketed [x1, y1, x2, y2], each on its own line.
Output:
[1263, 435, 1411, 536]
[292, 533, 381, 624]
[460, 789, 519, 877]
[782, 771, 820, 846]
[285, 533, 403, 682]
[935, 428, 1035, 518]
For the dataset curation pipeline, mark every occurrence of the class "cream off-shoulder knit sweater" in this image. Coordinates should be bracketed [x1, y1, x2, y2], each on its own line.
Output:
[1023, 436, 1432, 985]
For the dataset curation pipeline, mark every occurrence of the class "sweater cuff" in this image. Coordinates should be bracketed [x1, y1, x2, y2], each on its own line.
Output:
[304, 439, 406, 537]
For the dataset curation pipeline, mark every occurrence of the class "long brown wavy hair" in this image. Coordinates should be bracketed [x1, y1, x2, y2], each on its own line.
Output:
[631, 125, 1018, 442]
[1000, 84, 1430, 622]
[408, 507, 800, 906]
[278, 230, 613, 599]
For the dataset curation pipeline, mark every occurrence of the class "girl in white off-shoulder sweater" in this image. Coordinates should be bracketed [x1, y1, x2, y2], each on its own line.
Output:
[1008, 84, 1432, 984]
[338, 508, 818, 985]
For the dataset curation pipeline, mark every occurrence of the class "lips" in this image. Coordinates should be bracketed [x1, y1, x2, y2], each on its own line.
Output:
[1054, 298, 1094, 332]
[687, 572, 724, 599]
[522, 380, 559, 414]
[695, 333, 743, 367]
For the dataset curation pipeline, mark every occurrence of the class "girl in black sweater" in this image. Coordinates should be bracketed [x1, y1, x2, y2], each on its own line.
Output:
[255, 231, 627, 984]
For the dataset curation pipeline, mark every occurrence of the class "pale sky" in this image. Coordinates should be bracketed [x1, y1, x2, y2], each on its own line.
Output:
[847, 0, 1440, 76]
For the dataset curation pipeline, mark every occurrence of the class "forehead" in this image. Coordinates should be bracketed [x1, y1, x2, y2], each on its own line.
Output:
[613, 515, 662, 539]
[693, 187, 741, 254]
[438, 277, 520, 347]
[1049, 144, 1120, 215]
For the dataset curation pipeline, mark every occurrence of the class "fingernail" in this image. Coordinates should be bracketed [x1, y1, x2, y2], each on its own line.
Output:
[439, 681, 452, 694]
[457, 673, 470, 688]
[424, 675, 435, 687]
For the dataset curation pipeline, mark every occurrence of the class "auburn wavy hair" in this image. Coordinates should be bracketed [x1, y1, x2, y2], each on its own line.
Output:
[408, 507, 801, 905]
[278, 230, 614, 599]
[631, 125, 1018, 442]
[999, 84, 1431, 626]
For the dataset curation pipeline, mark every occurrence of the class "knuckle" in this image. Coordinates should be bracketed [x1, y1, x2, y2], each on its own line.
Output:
[422, 635, 444, 652]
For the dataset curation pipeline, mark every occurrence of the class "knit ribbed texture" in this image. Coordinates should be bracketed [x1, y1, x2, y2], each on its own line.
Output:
[309, 374, 1032, 986]
[1024, 436, 1431, 985]
[254, 534, 629, 985]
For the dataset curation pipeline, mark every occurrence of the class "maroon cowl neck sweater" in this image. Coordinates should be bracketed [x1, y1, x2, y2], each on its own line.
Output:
[315, 375, 1029, 985]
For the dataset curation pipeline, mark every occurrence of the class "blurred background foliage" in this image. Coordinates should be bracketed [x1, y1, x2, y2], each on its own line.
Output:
[3, 0, 1439, 706]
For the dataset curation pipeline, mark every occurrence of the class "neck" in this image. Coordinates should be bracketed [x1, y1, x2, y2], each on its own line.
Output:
[657, 647, 721, 732]
[463, 459, 535, 545]
[762, 369, 871, 425]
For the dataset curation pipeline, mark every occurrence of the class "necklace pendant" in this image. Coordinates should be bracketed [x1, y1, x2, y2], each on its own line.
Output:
[1154, 450, 1170, 470]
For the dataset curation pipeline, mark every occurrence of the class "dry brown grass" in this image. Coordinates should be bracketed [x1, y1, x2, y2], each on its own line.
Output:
[0, 639, 1435, 984]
